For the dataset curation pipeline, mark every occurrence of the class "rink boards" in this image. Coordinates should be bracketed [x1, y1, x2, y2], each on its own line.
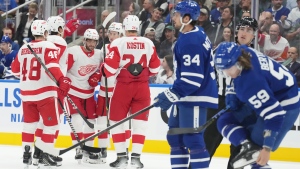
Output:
[0, 80, 299, 162]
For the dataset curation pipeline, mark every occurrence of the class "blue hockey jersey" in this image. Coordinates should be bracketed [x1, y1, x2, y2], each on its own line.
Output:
[0, 50, 18, 68]
[172, 26, 218, 108]
[233, 48, 300, 133]
[0, 50, 18, 79]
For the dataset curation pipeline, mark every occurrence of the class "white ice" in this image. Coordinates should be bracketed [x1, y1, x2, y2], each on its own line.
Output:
[0, 145, 299, 169]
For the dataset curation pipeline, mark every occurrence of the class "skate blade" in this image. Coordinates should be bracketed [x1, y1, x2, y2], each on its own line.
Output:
[37, 165, 57, 169]
[233, 151, 259, 168]
[110, 163, 128, 169]
[82, 157, 89, 163]
[131, 164, 143, 169]
[89, 158, 106, 164]
[24, 164, 30, 169]
[56, 161, 62, 166]
[32, 158, 39, 166]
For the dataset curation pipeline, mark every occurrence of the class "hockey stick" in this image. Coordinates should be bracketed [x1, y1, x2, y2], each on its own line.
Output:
[57, 100, 101, 153]
[281, 57, 293, 67]
[167, 106, 230, 135]
[23, 40, 94, 129]
[35, 104, 155, 156]
[102, 11, 116, 130]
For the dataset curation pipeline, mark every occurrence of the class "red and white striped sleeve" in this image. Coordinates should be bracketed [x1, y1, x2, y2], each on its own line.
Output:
[104, 46, 121, 77]
[148, 46, 161, 76]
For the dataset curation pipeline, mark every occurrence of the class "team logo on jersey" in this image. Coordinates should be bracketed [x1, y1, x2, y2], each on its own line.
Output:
[78, 64, 98, 76]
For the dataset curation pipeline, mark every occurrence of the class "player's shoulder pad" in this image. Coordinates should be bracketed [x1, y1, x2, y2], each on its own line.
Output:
[43, 41, 59, 50]
[47, 35, 67, 46]
[109, 38, 123, 47]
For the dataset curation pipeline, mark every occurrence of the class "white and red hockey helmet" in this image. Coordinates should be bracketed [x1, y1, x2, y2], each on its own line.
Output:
[47, 16, 65, 32]
[108, 22, 123, 34]
[31, 20, 50, 36]
[84, 28, 99, 40]
[123, 15, 140, 31]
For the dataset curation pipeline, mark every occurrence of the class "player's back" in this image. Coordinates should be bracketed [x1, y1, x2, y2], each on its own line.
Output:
[174, 26, 218, 108]
[47, 35, 68, 76]
[15, 40, 59, 101]
[235, 48, 300, 110]
[109, 36, 158, 69]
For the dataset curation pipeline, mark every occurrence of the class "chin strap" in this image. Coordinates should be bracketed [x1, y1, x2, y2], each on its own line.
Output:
[179, 17, 192, 32]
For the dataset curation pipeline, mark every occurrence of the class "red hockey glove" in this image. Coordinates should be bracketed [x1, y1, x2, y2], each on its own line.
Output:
[64, 18, 79, 37]
[58, 76, 71, 96]
[88, 72, 102, 87]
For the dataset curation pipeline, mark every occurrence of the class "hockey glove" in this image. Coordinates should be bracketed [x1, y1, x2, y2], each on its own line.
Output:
[64, 18, 79, 37]
[225, 86, 242, 111]
[58, 76, 71, 96]
[88, 72, 102, 87]
[154, 88, 180, 111]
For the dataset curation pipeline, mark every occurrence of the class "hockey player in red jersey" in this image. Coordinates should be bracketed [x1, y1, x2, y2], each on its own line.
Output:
[103, 15, 161, 168]
[32, 15, 69, 166]
[11, 20, 71, 168]
[88, 22, 125, 164]
[66, 28, 103, 163]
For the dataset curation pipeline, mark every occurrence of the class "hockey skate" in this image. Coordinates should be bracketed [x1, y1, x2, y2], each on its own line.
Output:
[37, 152, 57, 169]
[75, 147, 83, 164]
[33, 145, 42, 166]
[89, 147, 107, 164]
[82, 150, 93, 163]
[231, 142, 261, 169]
[109, 152, 128, 169]
[23, 145, 32, 169]
[50, 155, 62, 166]
[131, 153, 144, 169]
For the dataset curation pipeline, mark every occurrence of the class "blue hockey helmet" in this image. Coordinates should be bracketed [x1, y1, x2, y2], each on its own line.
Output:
[214, 42, 244, 70]
[174, 0, 200, 21]
[1, 35, 12, 44]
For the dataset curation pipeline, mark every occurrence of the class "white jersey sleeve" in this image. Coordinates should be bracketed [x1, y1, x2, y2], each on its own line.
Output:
[47, 35, 68, 76]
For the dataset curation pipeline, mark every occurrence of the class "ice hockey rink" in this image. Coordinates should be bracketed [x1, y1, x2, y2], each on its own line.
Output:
[1, 82, 300, 168]
[0, 145, 299, 169]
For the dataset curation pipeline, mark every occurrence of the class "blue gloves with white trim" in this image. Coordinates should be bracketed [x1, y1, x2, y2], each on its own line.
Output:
[225, 85, 242, 111]
[154, 88, 180, 111]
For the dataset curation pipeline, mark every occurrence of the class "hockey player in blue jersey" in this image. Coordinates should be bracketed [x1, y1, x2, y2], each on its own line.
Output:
[0, 35, 18, 79]
[153, 1, 218, 169]
[214, 42, 300, 169]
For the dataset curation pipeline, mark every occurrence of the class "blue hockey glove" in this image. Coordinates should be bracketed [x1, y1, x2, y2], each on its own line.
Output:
[225, 86, 242, 111]
[154, 88, 180, 111]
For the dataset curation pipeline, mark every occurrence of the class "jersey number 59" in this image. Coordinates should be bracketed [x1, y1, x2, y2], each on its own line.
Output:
[248, 89, 270, 108]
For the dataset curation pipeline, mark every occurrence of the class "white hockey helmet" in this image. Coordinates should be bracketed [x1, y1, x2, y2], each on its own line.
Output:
[108, 22, 123, 34]
[123, 15, 140, 31]
[47, 16, 65, 32]
[84, 28, 99, 40]
[31, 20, 50, 36]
